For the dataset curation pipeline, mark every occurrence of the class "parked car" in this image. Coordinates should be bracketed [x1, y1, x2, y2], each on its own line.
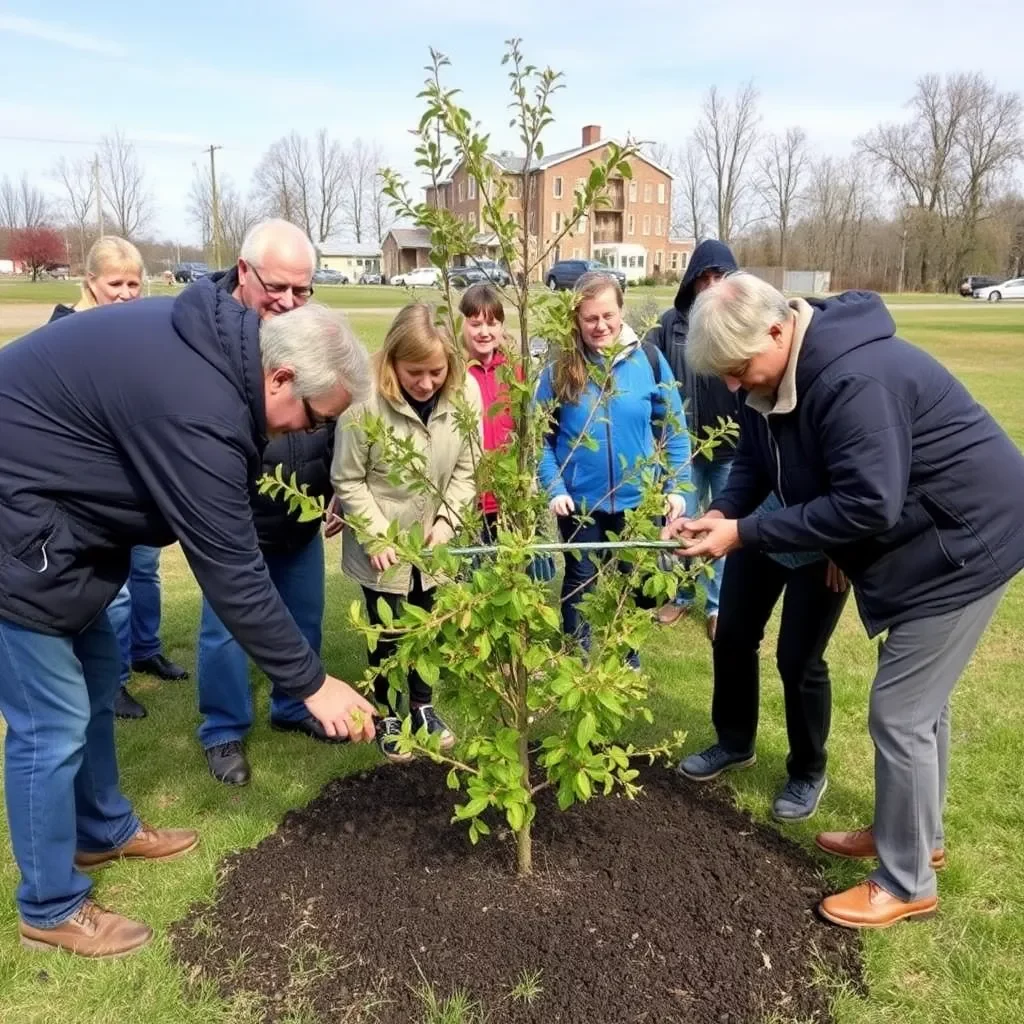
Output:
[392, 266, 441, 287]
[312, 267, 348, 284]
[973, 277, 1024, 302]
[359, 271, 383, 285]
[43, 264, 70, 280]
[544, 259, 627, 291]
[173, 262, 211, 283]
[447, 264, 487, 288]
[959, 275, 1000, 296]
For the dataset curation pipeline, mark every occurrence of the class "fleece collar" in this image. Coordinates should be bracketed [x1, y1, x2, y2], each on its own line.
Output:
[746, 298, 814, 418]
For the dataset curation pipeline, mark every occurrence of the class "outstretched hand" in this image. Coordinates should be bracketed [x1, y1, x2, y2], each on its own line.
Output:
[304, 675, 377, 742]
[661, 511, 740, 559]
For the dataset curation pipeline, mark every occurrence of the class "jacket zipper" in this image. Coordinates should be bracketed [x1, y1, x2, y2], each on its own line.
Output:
[767, 419, 785, 505]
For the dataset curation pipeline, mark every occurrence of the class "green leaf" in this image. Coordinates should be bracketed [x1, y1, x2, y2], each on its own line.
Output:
[415, 655, 440, 687]
[446, 768, 460, 790]
[576, 712, 597, 748]
[375, 597, 394, 627]
[574, 769, 592, 801]
[506, 802, 525, 831]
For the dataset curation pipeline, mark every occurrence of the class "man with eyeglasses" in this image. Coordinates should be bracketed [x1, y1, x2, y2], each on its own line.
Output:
[0, 274, 375, 957]
[198, 219, 345, 786]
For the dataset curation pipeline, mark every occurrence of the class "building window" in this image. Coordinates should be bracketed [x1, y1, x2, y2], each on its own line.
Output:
[628, 180, 637, 202]
[551, 211, 562, 233]
[628, 214, 635, 236]
[655, 216, 662, 236]
[638, 254, 645, 268]
[655, 250, 663, 270]
[628, 256, 637, 268]
[643, 182, 652, 203]
[642, 215, 651, 236]
[553, 176, 563, 198]
[509, 211, 518, 224]
[468, 178, 477, 200]
[572, 247, 582, 259]
[680, 251, 689, 269]
[457, 182, 464, 202]
[508, 177, 522, 198]
[577, 214, 588, 235]
[657, 183, 666, 204]
[669, 252, 679, 271]
[468, 211, 477, 228]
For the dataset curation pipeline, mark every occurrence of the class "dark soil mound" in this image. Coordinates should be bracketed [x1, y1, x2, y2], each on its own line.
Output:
[173, 761, 861, 1023]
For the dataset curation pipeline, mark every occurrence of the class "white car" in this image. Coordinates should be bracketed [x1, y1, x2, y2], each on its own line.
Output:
[392, 266, 440, 288]
[974, 277, 1024, 302]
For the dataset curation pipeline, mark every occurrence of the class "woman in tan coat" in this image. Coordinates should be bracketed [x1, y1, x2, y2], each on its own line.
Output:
[332, 303, 480, 762]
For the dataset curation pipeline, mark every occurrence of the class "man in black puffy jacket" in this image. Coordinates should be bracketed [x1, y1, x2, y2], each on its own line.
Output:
[197, 220, 344, 785]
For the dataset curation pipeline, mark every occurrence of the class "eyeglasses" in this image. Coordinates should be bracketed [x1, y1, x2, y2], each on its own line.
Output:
[301, 396, 331, 434]
[247, 262, 314, 302]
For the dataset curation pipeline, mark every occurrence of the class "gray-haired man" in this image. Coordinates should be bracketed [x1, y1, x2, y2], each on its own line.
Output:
[0, 283, 375, 958]
[663, 272, 1024, 929]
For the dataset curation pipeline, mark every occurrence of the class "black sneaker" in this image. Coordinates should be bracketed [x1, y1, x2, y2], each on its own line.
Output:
[676, 743, 755, 781]
[131, 654, 189, 681]
[114, 687, 147, 720]
[410, 704, 456, 751]
[205, 741, 250, 786]
[376, 715, 413, 764]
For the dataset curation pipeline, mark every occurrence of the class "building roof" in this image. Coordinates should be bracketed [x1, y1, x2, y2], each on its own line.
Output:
[385, 227, 432, 250]
[317, 238, 382, 257]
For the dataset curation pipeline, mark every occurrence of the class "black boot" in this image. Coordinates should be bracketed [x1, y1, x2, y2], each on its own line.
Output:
[114, 687, 147, 720]
[205, 741, 250, 786]
[131, 653, 189, 681]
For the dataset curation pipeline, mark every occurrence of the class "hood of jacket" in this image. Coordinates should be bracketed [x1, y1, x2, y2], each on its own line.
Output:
[171, 273, 267, 439]
[673, 239, 739, 314]
[793, 291, 897, 394]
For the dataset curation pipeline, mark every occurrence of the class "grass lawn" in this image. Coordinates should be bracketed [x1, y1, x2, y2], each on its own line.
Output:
[0, 306, 1023, 1022]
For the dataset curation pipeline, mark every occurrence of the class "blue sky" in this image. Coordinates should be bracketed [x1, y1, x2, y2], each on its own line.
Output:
[2, 1, 1022, 242]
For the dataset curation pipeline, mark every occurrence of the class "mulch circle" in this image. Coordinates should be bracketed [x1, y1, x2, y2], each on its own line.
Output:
[172, 760, 862, 1023]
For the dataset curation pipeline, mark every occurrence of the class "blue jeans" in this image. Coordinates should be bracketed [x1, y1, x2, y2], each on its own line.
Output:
[0, 615, 140, 927]
[557, 510, 656, 667]
[106, 546, 163, 684]
[676, 458, 733, 616]
[196, 533, 324, 749]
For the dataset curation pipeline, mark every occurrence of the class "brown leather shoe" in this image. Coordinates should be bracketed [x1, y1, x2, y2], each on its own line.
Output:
[75, 823, 199, 870]
[656, 603, 688, 625]
[19, 899, 152, 957]
[818, 880, 937, 929]
[815, 826, 946, 870]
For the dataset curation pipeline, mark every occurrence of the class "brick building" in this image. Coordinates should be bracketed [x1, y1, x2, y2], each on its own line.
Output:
[426, 125, 693, 282]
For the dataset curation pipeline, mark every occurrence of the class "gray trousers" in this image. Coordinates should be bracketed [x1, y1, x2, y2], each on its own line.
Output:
[870, 585, 1007, 901]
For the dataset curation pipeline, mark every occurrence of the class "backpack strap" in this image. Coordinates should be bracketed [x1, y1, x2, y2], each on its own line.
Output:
[641, 340, 662, 386]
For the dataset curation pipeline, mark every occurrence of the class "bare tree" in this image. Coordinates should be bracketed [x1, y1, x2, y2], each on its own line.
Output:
[677, 140, 710, 244]
[188, 165, 258, 262]
[756, 127, 808, 271]
[693, 83, 761, 242]
[98, 131, 153, 238]
[340, 138, 380, 243]
[252, 130, 349, 244]
[52, 157, 97, 269]
[0, 174, 51, 230]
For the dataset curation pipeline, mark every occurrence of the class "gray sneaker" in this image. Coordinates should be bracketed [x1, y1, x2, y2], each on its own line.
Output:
[677, 743, 756, 782]
[772, 776, 828, 821]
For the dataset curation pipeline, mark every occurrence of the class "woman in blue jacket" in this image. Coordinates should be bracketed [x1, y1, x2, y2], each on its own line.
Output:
[536, 272, 689, 664]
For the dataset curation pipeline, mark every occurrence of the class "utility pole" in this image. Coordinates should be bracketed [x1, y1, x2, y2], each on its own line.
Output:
[207, 144, 223, 269]
[93, 154, 104, 236]
[898, 226, 907, 294]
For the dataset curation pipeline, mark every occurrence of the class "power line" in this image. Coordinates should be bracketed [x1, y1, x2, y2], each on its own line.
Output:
[0, 134, 230, 151]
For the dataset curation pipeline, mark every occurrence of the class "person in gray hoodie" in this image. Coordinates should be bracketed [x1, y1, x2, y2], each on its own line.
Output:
[645, 240, 739, 639]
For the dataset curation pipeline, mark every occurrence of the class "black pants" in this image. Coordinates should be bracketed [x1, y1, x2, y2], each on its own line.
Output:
[712, 547, 848, 782]
[362, 569, 435, 712]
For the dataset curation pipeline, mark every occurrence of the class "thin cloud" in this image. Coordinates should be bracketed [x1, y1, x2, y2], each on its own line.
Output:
[0, 14, 125, 56]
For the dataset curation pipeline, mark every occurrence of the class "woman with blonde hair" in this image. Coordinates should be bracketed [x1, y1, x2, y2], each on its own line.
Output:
[49, 236, 145, 321]
[535, 271, 690, 667]
[49, 236, 187, 720]
[332, 303, 481, 762]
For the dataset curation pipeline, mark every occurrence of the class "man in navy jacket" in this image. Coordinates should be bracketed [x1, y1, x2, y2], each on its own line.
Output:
[0, 281, 375, 957]
[665, 272, 1024, 929]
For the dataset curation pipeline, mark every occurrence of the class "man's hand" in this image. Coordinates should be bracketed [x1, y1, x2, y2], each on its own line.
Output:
[369, 546, 399, 573]
[826, 560, 849, 593]
[426, 518, 455, 548]
[661, 515, 741, 559]
[323, 496, 343, 539]
[304, 675, 376, 742]
[665, 494, 686, 522]
[550, 494, 575, 517]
